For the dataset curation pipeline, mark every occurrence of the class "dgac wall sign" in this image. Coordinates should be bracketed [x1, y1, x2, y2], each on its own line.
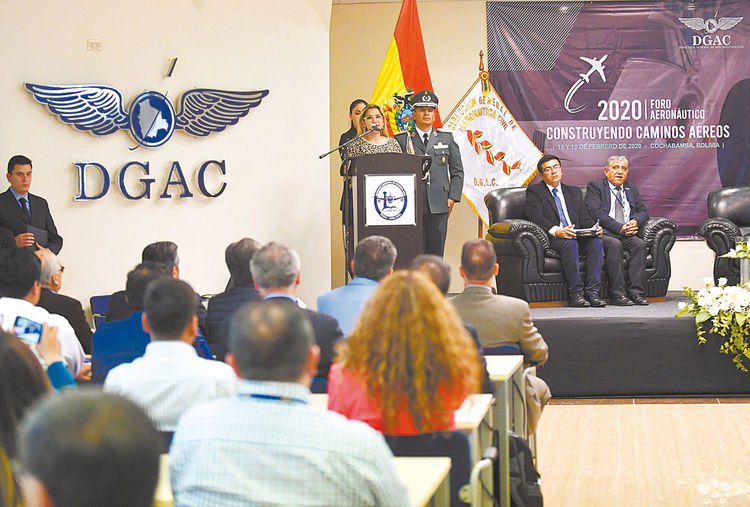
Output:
[74, 160, 227, 201]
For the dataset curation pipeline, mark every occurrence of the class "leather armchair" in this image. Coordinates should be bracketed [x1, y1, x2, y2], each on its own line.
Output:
[484, 187, 678, 303]
[698, 187, 750, 286]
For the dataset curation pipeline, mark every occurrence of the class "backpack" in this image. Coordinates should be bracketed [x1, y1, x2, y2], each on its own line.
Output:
[494, 431, 543, 507]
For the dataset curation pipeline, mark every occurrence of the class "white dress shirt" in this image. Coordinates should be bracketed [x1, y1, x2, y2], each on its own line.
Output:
[546, 183, 573, 235]
[0, 297, 84, 375]
[607, 180, 631, 223]
[104, 340, 237, 431]
[170, 379, 411, 507]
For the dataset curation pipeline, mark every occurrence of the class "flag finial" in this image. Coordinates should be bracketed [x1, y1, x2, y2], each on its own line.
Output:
[479, 50, 485, 72]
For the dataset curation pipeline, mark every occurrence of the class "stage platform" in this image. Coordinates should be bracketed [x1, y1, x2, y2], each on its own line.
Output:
[528, 294, 750, 398]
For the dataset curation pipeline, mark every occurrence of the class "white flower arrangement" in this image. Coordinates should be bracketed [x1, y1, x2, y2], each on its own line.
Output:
[719, 241, 749, 259]
[676, 277, 750, 372]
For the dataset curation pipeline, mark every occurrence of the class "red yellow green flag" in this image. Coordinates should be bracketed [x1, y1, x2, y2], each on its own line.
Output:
[370, 0, 440, 135]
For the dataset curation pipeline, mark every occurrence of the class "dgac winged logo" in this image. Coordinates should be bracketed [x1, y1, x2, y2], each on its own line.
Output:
[25, 84, 269, 148]
[564, 55, 607, 114]
[678, 15, 743, 34]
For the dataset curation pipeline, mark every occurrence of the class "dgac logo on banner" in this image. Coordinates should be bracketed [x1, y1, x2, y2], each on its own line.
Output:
[678, 15, 743, 46]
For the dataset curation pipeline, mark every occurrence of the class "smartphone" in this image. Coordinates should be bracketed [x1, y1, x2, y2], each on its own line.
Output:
[14, 316, 43, 344]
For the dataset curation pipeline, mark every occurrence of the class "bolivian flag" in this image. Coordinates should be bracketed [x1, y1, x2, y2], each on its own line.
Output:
[370, 0, 440, 135]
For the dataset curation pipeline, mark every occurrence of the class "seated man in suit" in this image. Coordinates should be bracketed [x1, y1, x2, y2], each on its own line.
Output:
[585, 155, 650, 306]
[205, 237, 262, 359]
[36, 249, 93, 353]
[317, 235, 396, 335]
[0, 155, 63, 253]
[250, 242, 343, 381]
[107, 241, 207, 331]
[526, 154, 606, 307]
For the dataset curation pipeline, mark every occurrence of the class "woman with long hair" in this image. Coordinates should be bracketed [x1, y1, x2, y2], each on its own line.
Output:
[0, 333, 51, 507]
[344, 104, 402, 159]
[328, 270, 481, 434]
[338, 98, 367, 155]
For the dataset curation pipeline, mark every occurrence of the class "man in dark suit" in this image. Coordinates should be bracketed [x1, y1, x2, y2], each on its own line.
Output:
[585, 155, 650, 306]
[250, 242, 343, 381]
[206, 237, 262, 359]
[36, 249, 93, 353]
[0, 155, 62, 253]
[525, 155, 605, 307]
[395, 90, 463, 257]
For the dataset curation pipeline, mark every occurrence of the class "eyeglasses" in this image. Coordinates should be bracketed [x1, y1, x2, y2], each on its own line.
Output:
[541, 164, 561, 173]
[364, 114, 383, 121]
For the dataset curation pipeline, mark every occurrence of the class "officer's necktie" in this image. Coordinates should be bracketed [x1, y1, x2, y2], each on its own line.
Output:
[552, 188, 569, 227]
[614, 186, 625, 223]
[422, 133, 429, 147]
[19, 197, 31, 221]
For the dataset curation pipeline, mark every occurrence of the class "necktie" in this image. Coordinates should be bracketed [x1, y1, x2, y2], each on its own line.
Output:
[614, 186, 625, 223]
[19, 197, 31, 221]
[422, 133, 429, 147]
[552, 188, 569, 227]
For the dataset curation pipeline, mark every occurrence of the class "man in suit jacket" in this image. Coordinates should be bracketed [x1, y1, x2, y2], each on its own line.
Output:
[206, 237, 263, 359]
[317, 235, 396, 336]
[585, 155, 650, 306]
[250, 242, 343, 381]
[450, 239, 549, 362]
[0, 155, 62, 253]
[525, 154, 605, 307]
[36, 249, 92, 353]
[395, 90, 463, 257]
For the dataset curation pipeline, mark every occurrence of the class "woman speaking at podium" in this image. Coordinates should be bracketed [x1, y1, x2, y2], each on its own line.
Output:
[345, 104, 402, 159]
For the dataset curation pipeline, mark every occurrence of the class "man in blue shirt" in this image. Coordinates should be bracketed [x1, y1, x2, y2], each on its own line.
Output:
[170, 300, 410, 506]
[317, 235, 396, 335]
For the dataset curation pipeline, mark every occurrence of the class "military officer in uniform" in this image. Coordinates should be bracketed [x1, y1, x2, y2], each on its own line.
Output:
[395, 90, 463, 257]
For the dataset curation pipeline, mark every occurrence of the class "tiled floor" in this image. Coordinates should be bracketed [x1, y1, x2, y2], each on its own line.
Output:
[550, 397, 750, 405]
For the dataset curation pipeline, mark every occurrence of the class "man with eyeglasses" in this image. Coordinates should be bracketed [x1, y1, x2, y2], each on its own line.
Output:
[395, 90, 464, 257]
[584, 155, 650, 306]
[525, 155, 606, 308]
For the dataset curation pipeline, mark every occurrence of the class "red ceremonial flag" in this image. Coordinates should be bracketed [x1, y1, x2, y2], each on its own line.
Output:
[370, 0, 440, 135]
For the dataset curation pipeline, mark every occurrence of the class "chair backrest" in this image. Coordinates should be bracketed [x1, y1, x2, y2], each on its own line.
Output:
[385, 431, 471, 506]
[89, 295, 110, 329]
[483, 344, 522, 356]
[708, 186, 750, 226]
[159, 431, 174, 453]
[484, 187, 528, 224]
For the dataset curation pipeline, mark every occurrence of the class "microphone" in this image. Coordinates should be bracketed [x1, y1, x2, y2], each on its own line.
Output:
[369, 125, 382, 133]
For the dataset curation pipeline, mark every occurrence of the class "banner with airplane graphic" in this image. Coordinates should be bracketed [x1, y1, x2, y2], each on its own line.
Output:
[487, 0, 750, 234]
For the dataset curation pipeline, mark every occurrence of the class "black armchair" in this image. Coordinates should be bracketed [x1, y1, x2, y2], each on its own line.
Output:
[484, 187, 678, 303]
[698, 187, 750, 286]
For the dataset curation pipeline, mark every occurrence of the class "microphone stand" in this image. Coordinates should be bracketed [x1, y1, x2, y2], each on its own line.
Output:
[319, 127, 380, 283]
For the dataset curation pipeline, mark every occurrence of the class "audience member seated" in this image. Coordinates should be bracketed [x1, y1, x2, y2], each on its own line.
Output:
[328, 270, 481, 435]
[17, 391, 162, 507]
[0, 249, 84, 375]
[107, 241, 207, 331]
[250, 242, 343, 380]
[410, 254, 493, 394]
[450, 239, 551, 432]
[170, 300, 409, 506]
[104, 278, 237, 431]
[205, 238, 262, 359]
[92, 262, 169, 383]
[35, 249, 93, 353]
[317, 235, 397, 335]
[0, 332, 62, 507]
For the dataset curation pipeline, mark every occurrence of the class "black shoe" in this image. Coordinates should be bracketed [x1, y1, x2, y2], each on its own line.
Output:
[585, 293, 607, 307]
[569, 293, 591, 307]
[611, 295, 634, 306]
[630, 294, 649, 306]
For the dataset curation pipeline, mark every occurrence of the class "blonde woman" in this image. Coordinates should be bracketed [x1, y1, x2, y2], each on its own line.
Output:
[345, 104, 402, 159]
[328, 270, 481, 435]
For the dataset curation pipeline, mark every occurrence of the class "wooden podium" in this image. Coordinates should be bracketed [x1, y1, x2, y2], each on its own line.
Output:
[349, 153, 429, 269]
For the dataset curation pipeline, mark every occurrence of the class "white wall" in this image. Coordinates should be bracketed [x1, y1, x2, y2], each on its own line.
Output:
[1, 0, 332, 307]
[330, 1, 714, 293]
